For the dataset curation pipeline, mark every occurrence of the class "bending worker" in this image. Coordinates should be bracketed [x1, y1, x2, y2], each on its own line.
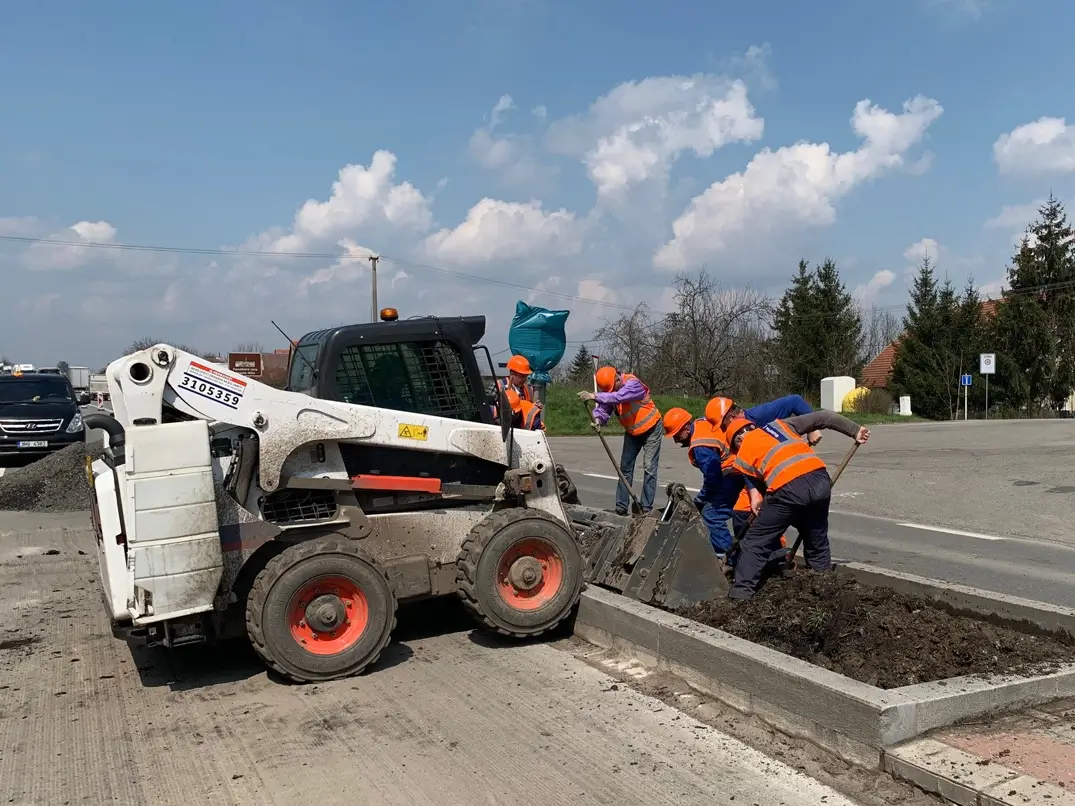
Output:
[578, 366, 662, 515]
[723, 411, 870, 601]
[662, 394, 817, 560]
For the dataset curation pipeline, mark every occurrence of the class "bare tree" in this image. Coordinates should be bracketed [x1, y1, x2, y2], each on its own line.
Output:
[859, 306, 901, 365]
[662, 269, 774, 397]
[592, 304, 658, 377]
[234, 341, 265, 353]
[125, 337, 221, 363]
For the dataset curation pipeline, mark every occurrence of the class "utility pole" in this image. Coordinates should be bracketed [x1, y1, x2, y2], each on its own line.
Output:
[369, 254, 379, 322]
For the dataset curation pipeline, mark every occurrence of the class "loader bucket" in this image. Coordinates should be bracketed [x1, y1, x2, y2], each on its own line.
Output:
[569, 484, 729, 609]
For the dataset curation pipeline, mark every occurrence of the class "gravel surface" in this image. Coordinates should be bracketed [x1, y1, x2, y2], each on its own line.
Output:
[0, 443, 103, 512]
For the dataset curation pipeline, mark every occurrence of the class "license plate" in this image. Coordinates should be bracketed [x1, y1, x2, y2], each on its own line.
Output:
[17, 441, 48, 448]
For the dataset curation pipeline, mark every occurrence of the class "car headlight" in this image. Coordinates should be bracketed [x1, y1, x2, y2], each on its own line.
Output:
[66, 412, 84, 433]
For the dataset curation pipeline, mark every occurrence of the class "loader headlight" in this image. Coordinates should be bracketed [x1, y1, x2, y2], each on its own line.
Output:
[66, 412, 84, 433]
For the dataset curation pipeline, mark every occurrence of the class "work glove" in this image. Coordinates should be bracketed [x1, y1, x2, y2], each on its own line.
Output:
[589, 421, 601, 433]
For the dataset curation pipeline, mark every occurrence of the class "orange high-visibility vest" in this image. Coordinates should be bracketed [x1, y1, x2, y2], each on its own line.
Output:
[733, 487, 752, 512]
[687, 419, 728, 469]
[733, 419, 826, 493]
[614, 373, 661, 435]
[498, 378, 533, 402]
[519, 399, 543, 431]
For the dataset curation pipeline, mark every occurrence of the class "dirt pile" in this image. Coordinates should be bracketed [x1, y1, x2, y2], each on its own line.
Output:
[676, 571, 1075, 689]
[0, 443, 103, 513]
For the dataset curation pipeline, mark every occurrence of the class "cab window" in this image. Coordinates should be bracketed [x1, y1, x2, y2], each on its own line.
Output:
[287, 343, 319, 393]
[333, 340, 482, 421]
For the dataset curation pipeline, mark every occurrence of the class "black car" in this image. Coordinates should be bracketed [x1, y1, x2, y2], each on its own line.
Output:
[0, 373, 90, 462]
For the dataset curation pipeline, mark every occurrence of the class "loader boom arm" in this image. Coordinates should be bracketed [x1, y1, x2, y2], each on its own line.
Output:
[104, 344, 553, 493]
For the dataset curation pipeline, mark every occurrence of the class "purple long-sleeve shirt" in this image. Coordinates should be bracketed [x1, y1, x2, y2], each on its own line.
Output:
[592, 378, 647, 426]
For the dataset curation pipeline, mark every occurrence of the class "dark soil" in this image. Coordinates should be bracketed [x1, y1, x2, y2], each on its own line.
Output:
[676, 571, 1075, 689]
[0, 442, 103, 512]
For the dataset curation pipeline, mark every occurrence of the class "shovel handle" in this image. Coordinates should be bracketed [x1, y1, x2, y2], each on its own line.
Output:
[786, 437, 862, 569]
[583, 399, 644, 514]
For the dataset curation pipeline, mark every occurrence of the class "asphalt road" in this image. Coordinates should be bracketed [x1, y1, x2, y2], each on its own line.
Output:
[570, 472, 1075, 608]
[550, 418, 1075, 545]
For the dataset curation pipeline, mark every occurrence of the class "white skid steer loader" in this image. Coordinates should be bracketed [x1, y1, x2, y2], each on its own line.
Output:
[85, 313, 726, 683]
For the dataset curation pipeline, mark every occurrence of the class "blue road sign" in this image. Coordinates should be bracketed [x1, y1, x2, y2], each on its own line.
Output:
[960, 373, 973, 386]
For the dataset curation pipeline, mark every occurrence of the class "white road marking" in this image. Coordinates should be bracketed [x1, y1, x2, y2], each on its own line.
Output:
[579, 471, 701, 492]
[896, 522, 1006, 541]
[0, 467, 5, 478]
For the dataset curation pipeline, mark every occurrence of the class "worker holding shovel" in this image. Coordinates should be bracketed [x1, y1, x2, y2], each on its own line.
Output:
[722, 411, 869, 601]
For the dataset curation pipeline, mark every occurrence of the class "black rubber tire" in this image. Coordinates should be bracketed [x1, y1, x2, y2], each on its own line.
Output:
[245, 537, 397, 683]
[456, 509, 584, 638]
[555, 464, 580, 505]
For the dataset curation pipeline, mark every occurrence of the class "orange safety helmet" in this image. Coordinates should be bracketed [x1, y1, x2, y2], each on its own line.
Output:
[662, 407, 693, 437]
[705, 396, 734, 427]
[506, 355, 532, 375]
[594, 366, 617, 392]
[724, 417, 754, 448]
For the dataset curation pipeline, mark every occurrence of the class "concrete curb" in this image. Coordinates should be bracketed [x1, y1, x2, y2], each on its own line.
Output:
[884, 738, 1075, 806]
[574, 563, 1075, 771]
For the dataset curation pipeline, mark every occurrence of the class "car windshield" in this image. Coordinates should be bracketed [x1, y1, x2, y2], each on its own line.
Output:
[0, 378, 74, 403]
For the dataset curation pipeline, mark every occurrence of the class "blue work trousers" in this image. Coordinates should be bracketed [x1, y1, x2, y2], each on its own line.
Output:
[695, 475, 742, 554]
[616, 423, 662, 513]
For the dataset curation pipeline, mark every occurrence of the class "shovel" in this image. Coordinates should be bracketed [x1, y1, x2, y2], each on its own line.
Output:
[784, 439, 861, 570]
[583, 399, 645, 516]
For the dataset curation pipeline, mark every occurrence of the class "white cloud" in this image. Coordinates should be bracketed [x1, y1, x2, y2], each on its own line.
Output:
[853, 269, 897, 304]
[422, 198, 585, 266]
[903, 237, 940, 265]
[714, 43, 777, 92]
[251, 150, 432, 255]
[531, 105, 547, 120]
[22, 220, 117, 271]
[544, 73, 764, 200]
[653, 95, 943, 271]
[468, 95, 548, 186]
[489, 94, 515, 128]
[993, 117, 1075, 176]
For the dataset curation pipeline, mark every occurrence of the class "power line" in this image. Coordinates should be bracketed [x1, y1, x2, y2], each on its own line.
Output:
[5, 231, 1074, 338]
[0, 233, 649, 313]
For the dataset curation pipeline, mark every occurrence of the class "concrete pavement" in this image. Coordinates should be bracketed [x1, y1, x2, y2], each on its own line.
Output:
[550, 418, 1075, 545]
[0, 510, 864, 806]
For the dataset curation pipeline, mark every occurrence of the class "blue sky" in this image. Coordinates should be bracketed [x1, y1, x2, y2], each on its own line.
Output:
[2, 0, 1074, 368]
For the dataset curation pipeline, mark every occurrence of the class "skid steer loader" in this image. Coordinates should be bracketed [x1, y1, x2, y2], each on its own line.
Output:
[85, 310, 723, 684]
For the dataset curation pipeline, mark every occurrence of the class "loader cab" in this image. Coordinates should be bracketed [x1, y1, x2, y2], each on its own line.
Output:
[286, 312, 497, 424]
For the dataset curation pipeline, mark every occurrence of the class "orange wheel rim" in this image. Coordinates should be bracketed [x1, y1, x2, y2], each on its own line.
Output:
[287, 575, 369, 655]
[495, 538, 565, 611]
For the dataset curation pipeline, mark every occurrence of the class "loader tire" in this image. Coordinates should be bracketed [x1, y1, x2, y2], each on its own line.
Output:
[246, 537, 397, 684]
[456, 509, 584, 638]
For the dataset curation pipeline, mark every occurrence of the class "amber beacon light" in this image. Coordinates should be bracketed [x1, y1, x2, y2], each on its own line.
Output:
[379, 307, 399, 322]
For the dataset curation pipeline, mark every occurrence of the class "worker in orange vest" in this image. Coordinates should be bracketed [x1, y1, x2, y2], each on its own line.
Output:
[504, 389, 543, 431]
[494, 354, 542, 426]
[662, 408, 731, 556]
[578, 366, 662, 514]
[503, 355, 537, 403]
[723, 411, 869, 600]
[662, 394, 814, 561]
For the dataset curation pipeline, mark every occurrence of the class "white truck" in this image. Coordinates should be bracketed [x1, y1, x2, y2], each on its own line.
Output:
[66, 366, 91, 392]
